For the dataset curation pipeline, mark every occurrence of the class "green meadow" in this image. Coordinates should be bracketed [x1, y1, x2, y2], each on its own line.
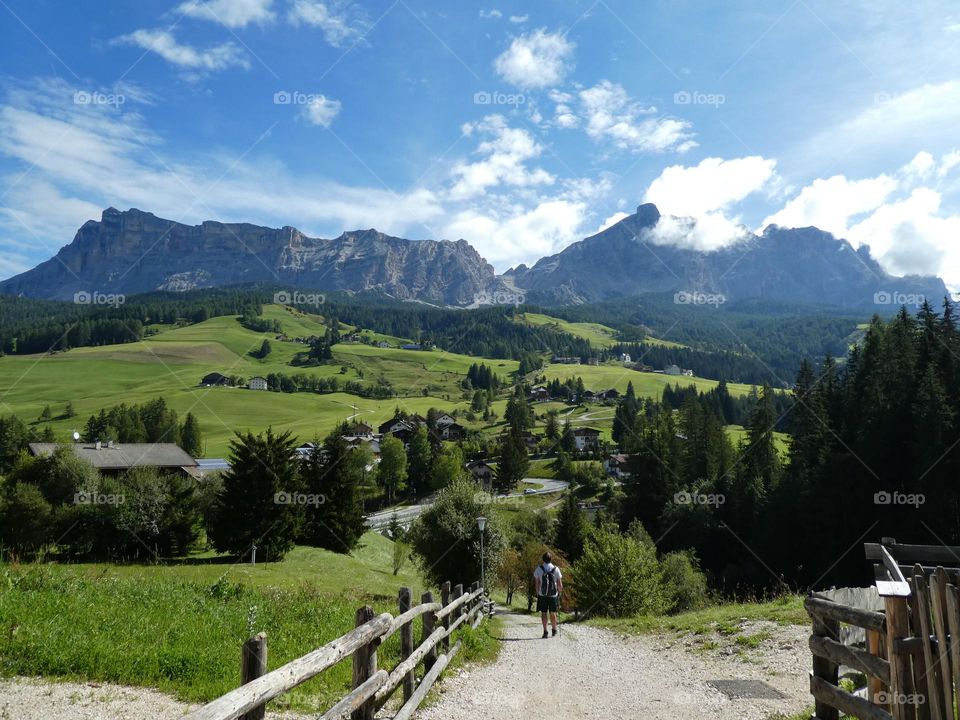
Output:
[0, 303, 759, 455]
[0, 305, 520, 455]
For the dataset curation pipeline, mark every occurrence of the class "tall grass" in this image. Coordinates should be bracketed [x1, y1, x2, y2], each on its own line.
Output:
[0, 564, 494, 713]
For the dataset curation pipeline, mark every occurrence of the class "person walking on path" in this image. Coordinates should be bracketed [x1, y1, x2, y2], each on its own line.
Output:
[533, 552, 563, 638]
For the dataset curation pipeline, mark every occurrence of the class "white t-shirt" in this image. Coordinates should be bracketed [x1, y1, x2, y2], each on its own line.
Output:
[533, 562, 562, 597]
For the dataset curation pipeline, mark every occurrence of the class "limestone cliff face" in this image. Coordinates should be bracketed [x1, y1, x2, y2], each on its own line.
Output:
[506, 203, 948, 308]
[0, 205, 949, 310]
[0, 208, 496, 304]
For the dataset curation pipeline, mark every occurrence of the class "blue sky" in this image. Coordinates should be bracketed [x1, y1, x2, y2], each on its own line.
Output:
[2, 0, 960, 285]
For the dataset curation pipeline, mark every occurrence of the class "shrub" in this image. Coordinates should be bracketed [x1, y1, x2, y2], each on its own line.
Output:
[572, 527, 666, 617]
[660, 550, 710, 613]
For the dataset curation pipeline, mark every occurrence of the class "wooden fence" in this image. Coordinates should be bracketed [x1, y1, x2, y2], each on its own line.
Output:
[806, 538, 960, 720]
[183, 580, 490, 720]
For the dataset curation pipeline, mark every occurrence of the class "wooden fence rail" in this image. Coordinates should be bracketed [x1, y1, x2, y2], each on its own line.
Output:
[806, 539, 960, 720]
[182, 580, 489, 720]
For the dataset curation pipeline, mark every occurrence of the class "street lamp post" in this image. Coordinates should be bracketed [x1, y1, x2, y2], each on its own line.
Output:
[477, 516, 487, 596]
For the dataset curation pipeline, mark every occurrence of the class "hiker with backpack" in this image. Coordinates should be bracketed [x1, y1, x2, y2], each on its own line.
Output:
[533, 552, 563, 638]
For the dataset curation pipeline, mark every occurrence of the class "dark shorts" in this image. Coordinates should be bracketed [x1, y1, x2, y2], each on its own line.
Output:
[537, 595, 559, 613]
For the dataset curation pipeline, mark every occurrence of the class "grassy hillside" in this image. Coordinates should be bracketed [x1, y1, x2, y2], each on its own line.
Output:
[541, 363, 755, 398]
[0, 305, 518, 455]
[518, 311, 685, 349]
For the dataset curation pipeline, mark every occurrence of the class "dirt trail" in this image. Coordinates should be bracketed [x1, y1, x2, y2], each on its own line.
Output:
[416, 608, 811, 720]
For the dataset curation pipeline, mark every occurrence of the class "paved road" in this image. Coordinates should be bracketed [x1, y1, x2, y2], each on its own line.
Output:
[365, 478, 568, 529]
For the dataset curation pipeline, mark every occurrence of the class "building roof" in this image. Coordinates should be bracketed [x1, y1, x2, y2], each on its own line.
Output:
[572, 427, 602, 435]
[196, 458, 231, 471]
[29, 442, 197, 470]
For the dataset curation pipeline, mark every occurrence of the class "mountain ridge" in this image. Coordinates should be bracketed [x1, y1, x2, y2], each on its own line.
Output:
[0, 204, 948, 310]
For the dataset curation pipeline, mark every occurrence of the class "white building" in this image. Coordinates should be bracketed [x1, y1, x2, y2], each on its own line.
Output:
[248, 376, 268, 391]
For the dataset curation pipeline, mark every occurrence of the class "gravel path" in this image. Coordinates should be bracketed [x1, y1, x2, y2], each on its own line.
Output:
[417, 609, 811, 720]
[0, 611, 811, 720]
[0, 677, 310, 720]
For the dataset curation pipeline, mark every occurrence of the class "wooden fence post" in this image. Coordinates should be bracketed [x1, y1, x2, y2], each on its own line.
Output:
[885, 595, 915, 720]
[398, 587, 415, 702]
[470, 581, 479, 616]
[452, 584, 464, 635]
[239, 632, 268, 720]
[352, 606, 379, 720]
[810, 596, 840, 720]
[422, 590, 438, 673]
[441, 581, 451, 651]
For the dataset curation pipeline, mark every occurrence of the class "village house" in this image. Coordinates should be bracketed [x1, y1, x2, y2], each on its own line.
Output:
[620, 353, 632, 364]
[664, 364, 683, 376]
[344, 420, 374, 437]
[377, 341, 391, 348]
[466, 459, 494, 490]
[248, 376, 268, 391]
[29, 442, 199, 478]
[572, 427, 602, 452]
[528, 386, 551, 402]
[604, 453, 632, 479]
[596, 388, 620, 401]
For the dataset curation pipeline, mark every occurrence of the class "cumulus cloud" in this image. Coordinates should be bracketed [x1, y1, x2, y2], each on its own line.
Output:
[762, 151, 960, 288]
[479, 8, 502, 19]
[448, 115, 554, 200]
[288, 0, 369, 47]
[761, 174, 896, 233]
[642, 156, 778, 251]
[494, 29, 574, 89]
[115, 28, 249, 73]
[443, 198, 590, 270]
[177, 0, 276, 27]
[579, 80, 695, 154]
[302, 95, 341, 127]
[647, 156, 778, 218]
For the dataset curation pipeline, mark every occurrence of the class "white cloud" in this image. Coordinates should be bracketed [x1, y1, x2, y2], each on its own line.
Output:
[288, 0, 369, 47]
[177, 0, 275, 28]
[479, 8, 502, 19]
[647, 156, 778, 217]
[509, 15, 529, 23]
[494, 29, 574, 89]
[642, 156, 778, 251]
[761, 174, 896, 234]
[580, 81, 695, 154]
[302, 95, 341, 127]
[443, 199, 590, 269]
[596, 212, 629, 233]
[762, 151, 960, 289]
[115, 28, 249, 73]
[939, 150, 960, 177]
[0, 78, 442, 279]
[449, 115, 554, 200]
[797, 81, 960, 172]
[902, 151, 935, 181]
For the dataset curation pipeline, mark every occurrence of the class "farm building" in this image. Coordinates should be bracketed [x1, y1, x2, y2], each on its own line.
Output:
[28, 442, 199, 477]
[248, 376, 268, 390]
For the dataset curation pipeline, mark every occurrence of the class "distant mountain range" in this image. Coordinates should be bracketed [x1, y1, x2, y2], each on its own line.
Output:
[0, 204, 948, 310]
